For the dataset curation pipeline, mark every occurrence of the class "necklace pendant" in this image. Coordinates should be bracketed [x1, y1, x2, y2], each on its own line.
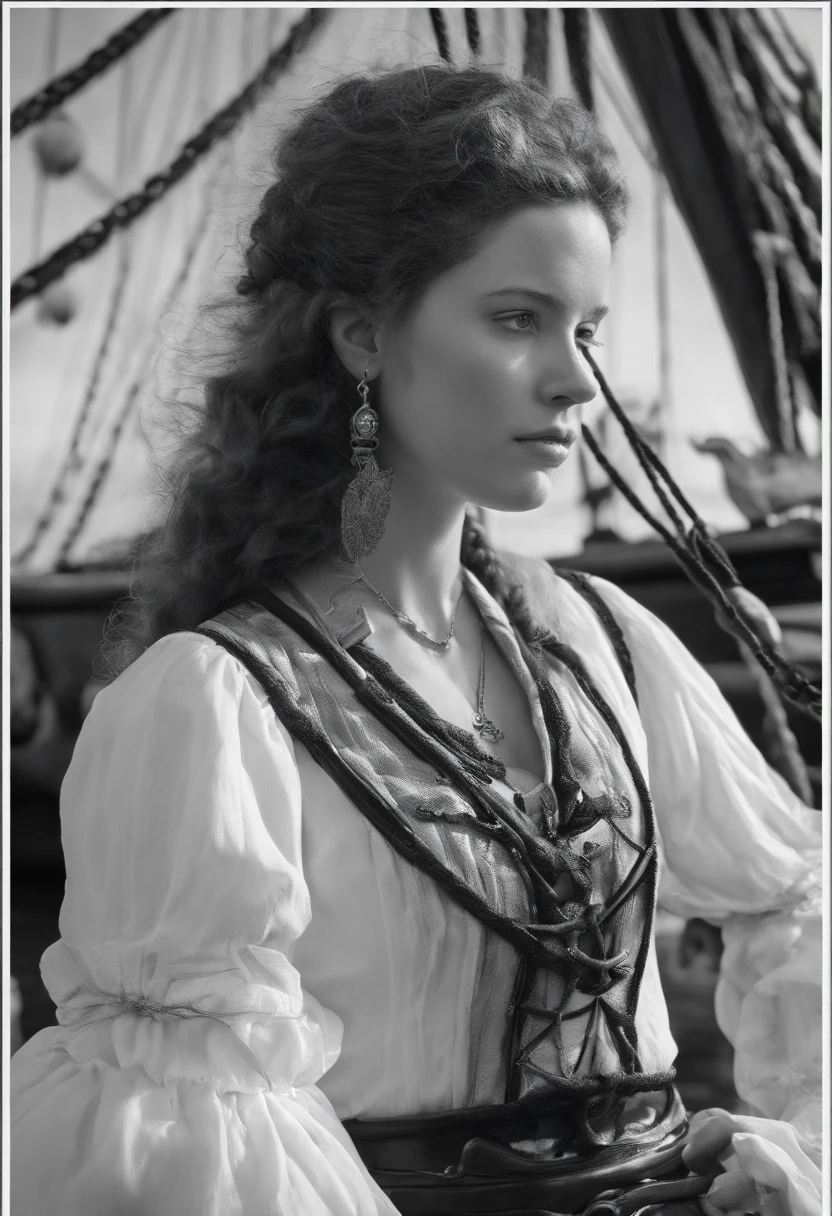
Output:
[472, 712, 505, 743]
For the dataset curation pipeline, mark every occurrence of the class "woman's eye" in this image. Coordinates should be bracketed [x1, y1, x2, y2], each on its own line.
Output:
[577, 328, 603, 349]
[497, 312, 538, 333]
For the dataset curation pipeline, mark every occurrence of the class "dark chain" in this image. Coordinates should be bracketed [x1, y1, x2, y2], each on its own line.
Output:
[11, 8, 331, 311]
[11, 10, 176, 137]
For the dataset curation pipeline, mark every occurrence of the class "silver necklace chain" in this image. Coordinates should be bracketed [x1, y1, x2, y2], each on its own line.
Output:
[353, 561, 465, 650]
[473, 617, 505, 743]
[353, 561, 504, 742]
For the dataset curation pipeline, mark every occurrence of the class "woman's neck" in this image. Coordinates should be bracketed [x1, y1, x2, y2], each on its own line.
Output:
[304, 482, 471, 638]
[353, 517, 468, 635]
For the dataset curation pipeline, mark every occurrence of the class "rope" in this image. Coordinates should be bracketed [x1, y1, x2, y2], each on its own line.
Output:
[11, 9, 175, 136]
[674, 9, 819, 438]
[711, 8, 820, 277]
[12, 250, 133, 567]
[29, 11, 61, 267]
[562, 9, 593, 111]
[750, 8, 817, 95]
[592, 52, 658, 171]
[580, 353, 821, 718]
[581, 424, 821, 720]
[707, 9, 819, 423]
[463, 9, 480, 58]
[726, 9, 820, 221]
[15, 54, 138, 569]
[763, 144, 821, 276]
[11, 8, 330, 311]
[429, 10, 452, 62]
[770, 9, 821, 94]
[736, 641, 814, 805]
[768, 9, 822, 151]
[752, 232, 797, 454]
[522, 9, 550, 87]
[654, 171, 671, 456]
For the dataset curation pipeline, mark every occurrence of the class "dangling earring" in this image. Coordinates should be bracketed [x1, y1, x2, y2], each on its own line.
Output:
[340, 361, 395, 563]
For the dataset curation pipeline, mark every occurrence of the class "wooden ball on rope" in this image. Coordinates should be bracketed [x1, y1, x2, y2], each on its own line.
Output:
[37, 282, 78, 326]
[32, 112, 84, 176]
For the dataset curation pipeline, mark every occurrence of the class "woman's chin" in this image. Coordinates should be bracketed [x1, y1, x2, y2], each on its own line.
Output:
[475, 471, 554, 515]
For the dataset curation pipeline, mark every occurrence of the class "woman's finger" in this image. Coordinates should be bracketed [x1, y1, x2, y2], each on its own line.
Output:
[701, 1166, 759, 1213]
[682, 1110, 742, 1173]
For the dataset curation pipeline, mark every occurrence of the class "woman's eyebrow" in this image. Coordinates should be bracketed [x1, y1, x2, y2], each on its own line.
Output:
[482, 287, 608, 322]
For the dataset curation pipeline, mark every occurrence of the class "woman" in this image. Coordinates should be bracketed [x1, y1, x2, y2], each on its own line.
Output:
[11, 64, 821, 1216]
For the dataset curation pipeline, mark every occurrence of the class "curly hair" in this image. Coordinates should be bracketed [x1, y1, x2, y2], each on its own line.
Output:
[105, 62, 629, 674]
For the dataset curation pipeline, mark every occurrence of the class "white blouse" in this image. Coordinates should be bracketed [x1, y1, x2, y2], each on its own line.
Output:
[11, 559, 822, 1216]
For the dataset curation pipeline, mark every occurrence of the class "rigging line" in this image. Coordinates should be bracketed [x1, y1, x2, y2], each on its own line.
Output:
[14, 50, 136, 568]
[752, 233, 797, 455]
[763, 11, 821, 149]
[148, 10, 205, 168]
[123, 10, 206, 319]
[592, 58, 658, 171]
[429, 10, 452, 63]
[749, 9, 814, 99]
[523, 8, 550, 88]
[119, 12, 212, 352]
[591, 31, 649, 132]
[126, 11, 180, 168]
[29, 10, 62, 267]
[561, 9, 592, 111]
[12, 259, 133, 567]
[11, 9, 175, 137]
[580, 423, 821, 717]
[69, 40, 140, 523]
[770, 8, 820, 89]
[654, 169, 671, 459]
[728, 11, 820, 219]
[463, 9, 480, 58]
[11, 8, 331, 311]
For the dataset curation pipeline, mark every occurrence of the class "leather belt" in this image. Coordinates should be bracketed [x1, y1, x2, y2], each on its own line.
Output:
[343, 1087, 716, 1216]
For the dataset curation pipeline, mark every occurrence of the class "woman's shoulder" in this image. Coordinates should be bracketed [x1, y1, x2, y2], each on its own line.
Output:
[74, 630, 300, 805]
[494, 548, 615, 622]
[89, 630, 270, 727]
[494, 548, 561, 601]
[496, 549, 646, 625]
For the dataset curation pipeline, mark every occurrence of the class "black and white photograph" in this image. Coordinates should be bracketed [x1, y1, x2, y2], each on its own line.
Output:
[6, 5, 826, 1215]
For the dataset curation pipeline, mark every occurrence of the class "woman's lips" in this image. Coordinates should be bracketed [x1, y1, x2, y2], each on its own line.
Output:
[514, 434, 575, 465]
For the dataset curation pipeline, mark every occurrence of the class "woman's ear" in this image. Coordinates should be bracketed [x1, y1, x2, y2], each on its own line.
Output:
[327, 301, 380, 379]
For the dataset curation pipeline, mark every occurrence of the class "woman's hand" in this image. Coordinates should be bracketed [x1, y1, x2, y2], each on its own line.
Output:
[682, 1108, 821, 1216]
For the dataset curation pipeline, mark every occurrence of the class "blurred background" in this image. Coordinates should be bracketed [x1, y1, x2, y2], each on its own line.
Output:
[9, 6, 823, 1117]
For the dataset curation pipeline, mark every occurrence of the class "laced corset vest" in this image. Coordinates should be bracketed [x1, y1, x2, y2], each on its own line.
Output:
[197, 560, 675, 1149]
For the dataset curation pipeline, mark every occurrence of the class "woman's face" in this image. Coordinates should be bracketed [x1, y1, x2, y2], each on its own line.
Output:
[375, 200, 612, 513]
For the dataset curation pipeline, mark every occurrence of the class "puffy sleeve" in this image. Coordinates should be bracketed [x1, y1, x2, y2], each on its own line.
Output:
[581, 576, 822, 1203]
[10, 632, 398, 1216]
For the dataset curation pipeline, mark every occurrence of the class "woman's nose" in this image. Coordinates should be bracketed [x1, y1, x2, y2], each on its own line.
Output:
[542, 344, 599, 409]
